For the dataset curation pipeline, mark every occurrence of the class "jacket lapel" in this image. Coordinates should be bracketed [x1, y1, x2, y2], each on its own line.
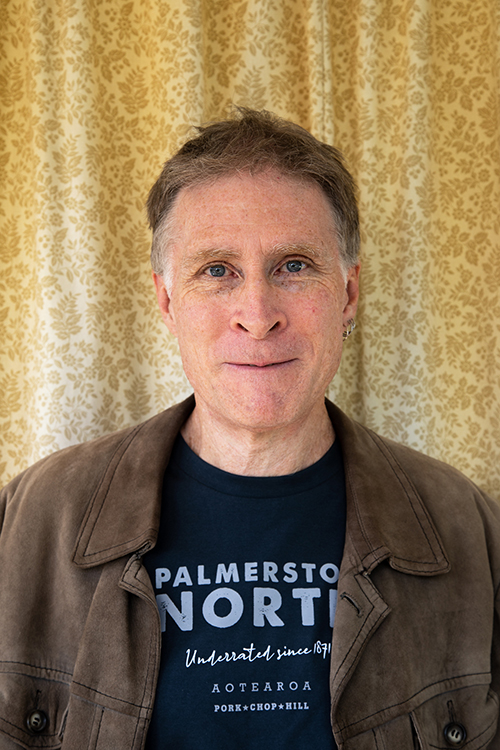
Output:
[327, 401, 450, 575]
[72, 396, 195, 568]
[325, 402, 450, 719]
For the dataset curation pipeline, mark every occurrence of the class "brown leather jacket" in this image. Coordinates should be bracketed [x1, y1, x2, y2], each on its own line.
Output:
[1, 397, 499, 749]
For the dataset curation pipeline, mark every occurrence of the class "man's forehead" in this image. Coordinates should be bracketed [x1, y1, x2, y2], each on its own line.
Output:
[170, 171, 339, 244]
[174, 168, 332, 214]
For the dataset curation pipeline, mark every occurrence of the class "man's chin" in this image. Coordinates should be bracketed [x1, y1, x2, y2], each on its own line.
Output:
[189, 374, 322, 435]
[209, 393, 307, 435]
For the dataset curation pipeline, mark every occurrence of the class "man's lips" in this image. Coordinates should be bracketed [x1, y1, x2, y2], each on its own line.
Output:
[224, 359, 296, 368]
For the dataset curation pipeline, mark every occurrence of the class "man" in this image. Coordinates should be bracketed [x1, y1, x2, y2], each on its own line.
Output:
[0, 109, 499, 749]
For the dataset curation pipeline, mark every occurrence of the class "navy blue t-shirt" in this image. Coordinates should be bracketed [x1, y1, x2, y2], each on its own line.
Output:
[144, 435, 345, 749]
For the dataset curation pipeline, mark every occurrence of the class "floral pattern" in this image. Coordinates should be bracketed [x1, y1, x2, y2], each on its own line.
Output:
[1, 0, 499, 498]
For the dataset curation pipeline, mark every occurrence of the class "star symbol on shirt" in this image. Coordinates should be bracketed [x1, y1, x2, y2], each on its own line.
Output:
[243, 705, 249, 711]
[279, 704, 284, 709]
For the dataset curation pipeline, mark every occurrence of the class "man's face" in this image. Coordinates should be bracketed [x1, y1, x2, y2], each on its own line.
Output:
[154, 170, 359, 434]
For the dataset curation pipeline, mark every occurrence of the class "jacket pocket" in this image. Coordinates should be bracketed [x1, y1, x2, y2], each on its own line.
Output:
[61, 694, 148, 750]
[342, 713, 418, 749]
[411, 684, 499, 749]
[341, 684, 498, 750]
[0, 666, 69, 749]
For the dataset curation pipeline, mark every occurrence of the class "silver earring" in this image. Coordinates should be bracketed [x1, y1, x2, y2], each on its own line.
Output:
[342, 319, 356, 341]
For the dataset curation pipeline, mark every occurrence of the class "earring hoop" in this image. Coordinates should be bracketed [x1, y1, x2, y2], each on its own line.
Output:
[342, 319, 356, 341]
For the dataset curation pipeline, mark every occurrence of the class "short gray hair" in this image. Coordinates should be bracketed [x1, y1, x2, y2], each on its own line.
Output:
[147, 108, 360, 279]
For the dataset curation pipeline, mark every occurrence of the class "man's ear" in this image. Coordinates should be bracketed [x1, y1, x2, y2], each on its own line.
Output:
[342, 263, 360, 326]
[153, 272, 177, 337]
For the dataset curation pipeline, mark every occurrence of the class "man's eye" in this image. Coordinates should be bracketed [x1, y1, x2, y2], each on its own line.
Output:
[285, 260, 305, 273]
[207, 265, 226, 277]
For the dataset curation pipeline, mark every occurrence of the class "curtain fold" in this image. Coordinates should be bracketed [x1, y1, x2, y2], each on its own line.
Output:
[1, 0, 499, 497]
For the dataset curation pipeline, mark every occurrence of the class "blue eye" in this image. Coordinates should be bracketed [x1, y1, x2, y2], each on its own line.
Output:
[208, 265, 226, 277]
[285, 260, 304, 273]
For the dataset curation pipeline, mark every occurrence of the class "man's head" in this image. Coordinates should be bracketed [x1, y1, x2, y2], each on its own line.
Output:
[149, 110, 360, 453]
[147, 108, 360, 286]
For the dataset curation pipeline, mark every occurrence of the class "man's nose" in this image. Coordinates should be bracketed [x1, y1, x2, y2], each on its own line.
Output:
[229, 279, 287, 339]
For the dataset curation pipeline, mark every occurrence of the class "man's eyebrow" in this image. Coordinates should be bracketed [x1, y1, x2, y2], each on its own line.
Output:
[272, 243, 324, 258]
[180, 247, 240, 273]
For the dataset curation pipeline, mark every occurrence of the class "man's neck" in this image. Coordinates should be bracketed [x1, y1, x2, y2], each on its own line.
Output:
[180, 401, 335, 477]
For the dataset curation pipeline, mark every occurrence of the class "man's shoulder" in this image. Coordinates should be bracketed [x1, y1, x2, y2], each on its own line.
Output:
[327, 399, 498, 508]
[0, 396, 195, 511]
[368, 423, 494, 506]
[327, 400, 500, 578]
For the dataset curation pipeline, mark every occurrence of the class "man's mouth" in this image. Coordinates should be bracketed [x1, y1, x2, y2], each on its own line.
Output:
[226, 359, 295, 368]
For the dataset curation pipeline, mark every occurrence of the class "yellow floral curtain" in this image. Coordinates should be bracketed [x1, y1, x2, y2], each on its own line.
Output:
[1, 0, 499, 498]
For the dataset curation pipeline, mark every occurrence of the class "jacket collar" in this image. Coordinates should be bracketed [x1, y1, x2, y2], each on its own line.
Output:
[73, 396, 449, 576]
[72, 396, 195, 568]
[326, 401, 450, 576]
